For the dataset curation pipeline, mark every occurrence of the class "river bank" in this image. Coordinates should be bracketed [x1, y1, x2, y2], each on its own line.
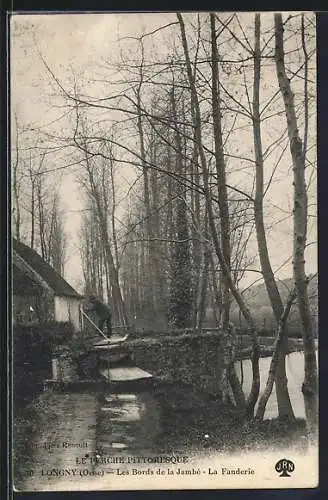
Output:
[13, 346, 317, 491]
[14, 378, 311, 491]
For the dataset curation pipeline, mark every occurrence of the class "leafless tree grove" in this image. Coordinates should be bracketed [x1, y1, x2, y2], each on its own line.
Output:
[12, 12, 317, 427]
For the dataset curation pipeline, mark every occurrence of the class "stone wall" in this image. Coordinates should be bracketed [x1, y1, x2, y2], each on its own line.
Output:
[123, 332, 306, 395]
[51, 331, 307, 395]
[236, 335, 305, 354]
[54, 346, 79, 382]
[126, 332, 225, 395]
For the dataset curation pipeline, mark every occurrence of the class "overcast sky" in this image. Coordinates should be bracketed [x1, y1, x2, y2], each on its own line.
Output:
[10, 12, 317, 293]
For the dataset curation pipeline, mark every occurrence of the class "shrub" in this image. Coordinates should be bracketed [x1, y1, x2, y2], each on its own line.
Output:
[13, 321, 74, 351]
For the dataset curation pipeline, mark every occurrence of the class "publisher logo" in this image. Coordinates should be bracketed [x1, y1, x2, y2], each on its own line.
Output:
[275, 459, 295, 477]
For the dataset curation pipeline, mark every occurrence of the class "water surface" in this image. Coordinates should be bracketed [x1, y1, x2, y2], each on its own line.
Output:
[14, 350, 314, 490]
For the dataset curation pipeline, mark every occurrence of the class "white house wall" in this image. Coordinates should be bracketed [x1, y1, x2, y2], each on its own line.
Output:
[54, 296, 81, 331]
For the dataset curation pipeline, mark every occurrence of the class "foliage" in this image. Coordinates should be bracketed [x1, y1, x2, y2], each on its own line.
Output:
[67, 334, 94, 359]
[168, 207, 193, 328]
[14, 321, 74, 350]
[13, 323, 72, 410]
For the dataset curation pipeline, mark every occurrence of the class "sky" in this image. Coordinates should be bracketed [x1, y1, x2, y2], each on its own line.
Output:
[10, 12, 317, 293]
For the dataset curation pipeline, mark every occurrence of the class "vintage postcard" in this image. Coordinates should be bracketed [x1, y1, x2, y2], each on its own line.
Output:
[11, 11, 318, 491]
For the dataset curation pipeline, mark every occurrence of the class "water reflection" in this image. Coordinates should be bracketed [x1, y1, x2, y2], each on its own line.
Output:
[235, 350, 318, 419]
[96, 392, 162, 456]
[14, 351, 315, 491]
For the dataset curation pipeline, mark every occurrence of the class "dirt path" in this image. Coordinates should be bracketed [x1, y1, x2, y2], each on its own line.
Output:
[14, 392, 98, 491]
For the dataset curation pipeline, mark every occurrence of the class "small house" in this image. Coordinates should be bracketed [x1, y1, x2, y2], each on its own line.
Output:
[13, 238, 83, 331]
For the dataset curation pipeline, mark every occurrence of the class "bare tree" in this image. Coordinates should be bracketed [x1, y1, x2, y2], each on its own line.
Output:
[74, 117, 129, 327]
[168, 84, 193, 328]
[12, 114, 21, 241]
[252, 13, 295, 421]
[15, 13, 316, 427]
[177, 12, 262, 413]
[47, 193, 66, 275]
[274, 12, 318, 437]
[256, 288, 297, 420]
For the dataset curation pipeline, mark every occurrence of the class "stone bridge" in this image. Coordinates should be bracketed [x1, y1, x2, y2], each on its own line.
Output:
[92, 330, 304, 396]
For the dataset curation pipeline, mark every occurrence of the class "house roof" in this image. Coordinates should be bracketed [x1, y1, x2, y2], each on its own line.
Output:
[13, 239, 82, 299]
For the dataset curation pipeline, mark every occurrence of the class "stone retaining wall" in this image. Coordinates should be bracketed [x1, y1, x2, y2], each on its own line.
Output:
[54, 346, 79, 382]
[53, 332, 307, 396]
[127, 332, 225, 395]
[123, 332, 306, 395]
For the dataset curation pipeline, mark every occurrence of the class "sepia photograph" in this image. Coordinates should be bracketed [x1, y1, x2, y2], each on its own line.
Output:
[10, 11, 318, 491]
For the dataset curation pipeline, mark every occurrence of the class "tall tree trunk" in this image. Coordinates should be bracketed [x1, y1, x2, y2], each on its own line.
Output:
[209, 13, 246, 409]
[47, 193, 66, 276]
[136, 86, 156, 316]
[139, 222, 146, 313]
[191, 124, 202, 327]
[98, 207, 128, 326]
[109, 157, 120, 271]
[166, 142, 174, 259]
[36, 178, 47, 261]
[150, 136, 166, 317]
[84, 152, 129, 327]
[274, 13, 318, 437]
[209, 253, 223, 325]
[168, 85, 192, 329]
[13, 118, 21, 241]
[178, 13, 258, 414]
[104, 245, 111, 303]
[253, 13, 295, 421]
[30, 178, 35, 249]
[210, 13, 231, 331]
[196, 214, 210, 330]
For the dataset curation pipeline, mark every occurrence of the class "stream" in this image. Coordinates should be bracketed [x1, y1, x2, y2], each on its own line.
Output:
[14, 351, 317, 491]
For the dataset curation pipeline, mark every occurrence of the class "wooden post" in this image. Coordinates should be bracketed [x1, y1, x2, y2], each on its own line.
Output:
[80, 305, 84, 337]
[52, 358, 59, 381]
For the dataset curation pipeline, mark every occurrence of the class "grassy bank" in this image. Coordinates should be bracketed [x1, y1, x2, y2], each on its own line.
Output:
[153, 384, 309, 454]
[13, 382, 310, 477]
[13, 391, 61, 477]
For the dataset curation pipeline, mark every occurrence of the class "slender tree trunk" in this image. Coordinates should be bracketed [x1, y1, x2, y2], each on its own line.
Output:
[150, 137, 166, 316]
[13, 119, 21, 241]
[191, 131, 202, 327]
[209, 13, 248, 408]
[98, 209, 128, 326]
[253, 13, 295, 421]
[109, 157, 120, 271]
[30, 179, 35, 249]
[210, 13, 231, 330]
[275, 13, 318, 437]
[37, 179, 47, 261]
[178, 13, 258, 414]
[196, 214, 210, 330]
[104, 245, 111, 303]
[168, 85, 192, 329]
[84, 151, 129, 327]
[256, 289, 297, 420]
[139, 222, 146, 313]
[98, 242, 104, 300]
[209, 253, 223, 325]
[136, 87, 156, 315]
[45, 193, 66, 275]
